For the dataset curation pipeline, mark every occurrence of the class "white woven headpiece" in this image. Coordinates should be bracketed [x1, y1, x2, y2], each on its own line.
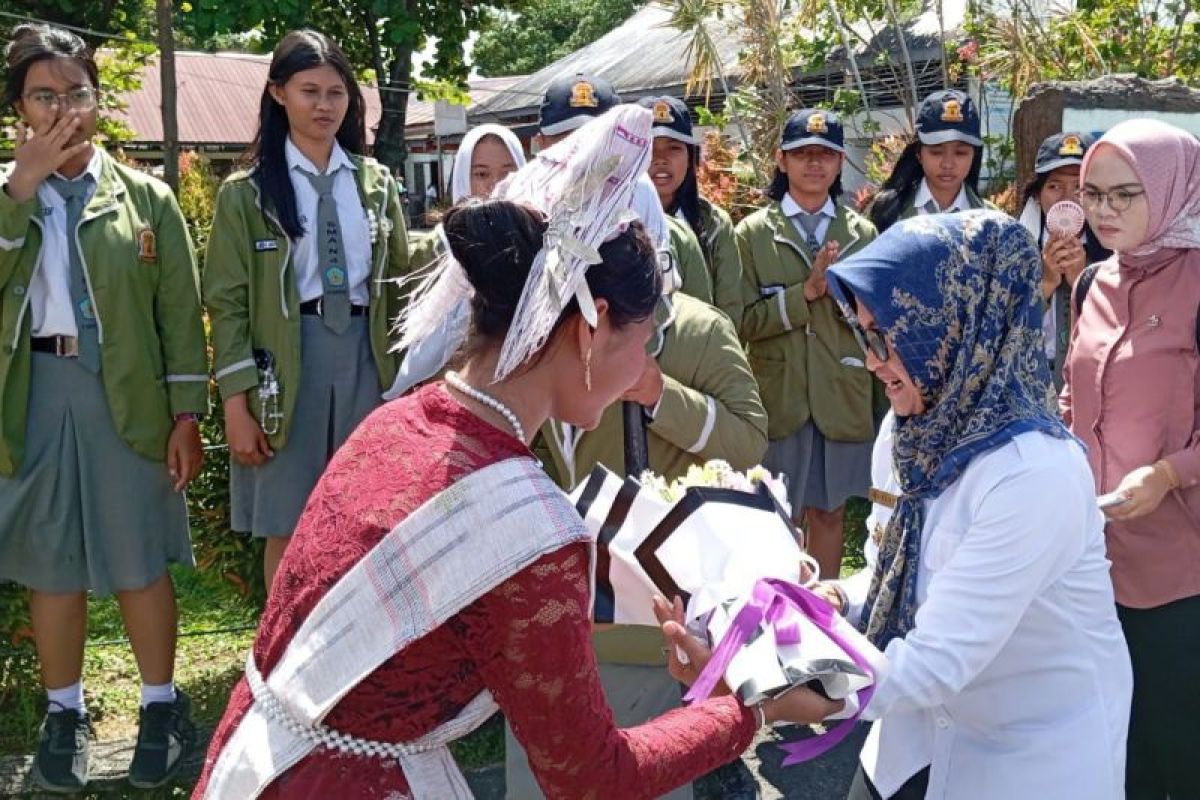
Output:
[393, 104, 653, 384]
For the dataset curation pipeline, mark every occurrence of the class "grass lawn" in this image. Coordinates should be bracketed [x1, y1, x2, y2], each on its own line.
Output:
[0, 498, 873, 794]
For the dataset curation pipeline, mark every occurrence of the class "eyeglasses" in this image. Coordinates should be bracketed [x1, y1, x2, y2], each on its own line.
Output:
[23, 87, 98, 112]
[847, 317, 890, 362]
[1079, 187, 1145, 213]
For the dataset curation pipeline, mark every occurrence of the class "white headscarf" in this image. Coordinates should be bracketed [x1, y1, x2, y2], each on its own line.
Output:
[450, 124, 526, 203]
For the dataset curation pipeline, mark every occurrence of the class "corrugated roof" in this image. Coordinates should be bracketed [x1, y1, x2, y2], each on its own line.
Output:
[116, 52, 522, 147]
[470, 1, 966, 122]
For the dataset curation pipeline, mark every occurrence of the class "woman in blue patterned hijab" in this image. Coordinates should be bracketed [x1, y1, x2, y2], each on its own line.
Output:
[827, 210, 1069, 647]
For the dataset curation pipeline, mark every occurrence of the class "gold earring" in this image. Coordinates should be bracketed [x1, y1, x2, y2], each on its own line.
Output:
[584, 348, 593, 392]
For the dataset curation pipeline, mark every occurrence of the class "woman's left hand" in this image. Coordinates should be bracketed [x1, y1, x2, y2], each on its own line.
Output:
[1104, 463, 1174, 521]
[166, 418, 204, 492]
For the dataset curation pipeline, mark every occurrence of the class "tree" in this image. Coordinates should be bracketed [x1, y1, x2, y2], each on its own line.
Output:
[967, 0, 1200, 101]
[472, 0, 643, 77]
[183, 1, 525, 173]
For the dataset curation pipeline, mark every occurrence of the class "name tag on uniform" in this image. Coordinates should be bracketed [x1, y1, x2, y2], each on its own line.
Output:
[760, 283, 785, 297]
[868, 487, 897, 509]
[254, 239, 279, 252]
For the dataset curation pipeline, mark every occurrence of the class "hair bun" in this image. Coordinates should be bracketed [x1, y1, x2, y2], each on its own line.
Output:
[441, 200, 547, 338]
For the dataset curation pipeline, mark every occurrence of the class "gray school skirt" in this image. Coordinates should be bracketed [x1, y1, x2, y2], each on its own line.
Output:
[504, 662, 692, 800]
[0, 352, 193, 596]
[763, 421, 872, 514]
[231, 315, 381, 538]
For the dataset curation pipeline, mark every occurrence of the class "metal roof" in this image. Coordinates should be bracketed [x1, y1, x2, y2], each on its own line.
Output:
[115, 52, 521, 147]
[469, 1, 966, 122]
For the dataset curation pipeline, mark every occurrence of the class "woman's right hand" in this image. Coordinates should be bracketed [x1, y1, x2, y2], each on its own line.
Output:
[224, 393, 273, 466]
[762, 686, 845, 726]
[6, 113, 91, 202]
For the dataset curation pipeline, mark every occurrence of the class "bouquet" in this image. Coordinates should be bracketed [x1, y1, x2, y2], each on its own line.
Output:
[570, 460, 886, 763]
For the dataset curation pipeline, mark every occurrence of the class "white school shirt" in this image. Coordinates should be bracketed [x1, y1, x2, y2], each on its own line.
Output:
[841, 414, 1132, 800]
[780, 194, 835, 245]
[913, 179, 969, 215]
[31, 148, 105, 337]
[285, 138, 371, 306]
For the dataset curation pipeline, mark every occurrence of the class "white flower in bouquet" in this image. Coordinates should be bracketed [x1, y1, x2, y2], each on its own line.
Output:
[638, 460, 792, 517]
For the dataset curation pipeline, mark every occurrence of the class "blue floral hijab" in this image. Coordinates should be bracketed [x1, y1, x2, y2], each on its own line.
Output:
[827, 210, 1070, 648]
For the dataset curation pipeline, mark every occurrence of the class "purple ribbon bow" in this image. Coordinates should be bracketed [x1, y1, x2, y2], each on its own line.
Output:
[682, 577, 876, 765]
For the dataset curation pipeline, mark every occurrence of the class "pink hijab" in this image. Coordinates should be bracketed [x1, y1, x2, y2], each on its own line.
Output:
[1081, 118, 1200, 258]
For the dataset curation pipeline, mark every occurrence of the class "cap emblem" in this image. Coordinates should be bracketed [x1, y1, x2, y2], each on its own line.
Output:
[652, 100, 673, 124]
[806, 113, 828, 134]
[940, 99, 964, 123]
[570, 80, 599, 109]
[1059, 135, 1084, 156]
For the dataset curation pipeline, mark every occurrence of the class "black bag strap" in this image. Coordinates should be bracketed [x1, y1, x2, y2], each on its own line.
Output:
[1073, 263, 1101, 317]
[1073, 262, 1200, 351]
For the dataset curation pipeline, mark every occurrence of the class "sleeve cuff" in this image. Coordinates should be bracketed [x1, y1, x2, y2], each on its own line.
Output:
[0, 182, 36, 247]
[648, 375, 715, 453]
[167, 380, 210, 416]
[1164, 448, 1200, 490]
[215, 360, 259, 400]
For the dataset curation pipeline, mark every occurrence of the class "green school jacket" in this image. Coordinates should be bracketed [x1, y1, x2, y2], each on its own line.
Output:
[0, 150, 208, 475]
[667, 216, 713, 306]
[697, 198, 744, 328]
[204, 155, 409, 449]
[540, 292, 767, 490]
[737, 200, 879, 443]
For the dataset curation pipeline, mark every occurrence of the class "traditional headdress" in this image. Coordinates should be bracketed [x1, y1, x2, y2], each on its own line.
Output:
[393, 104, 654, 384]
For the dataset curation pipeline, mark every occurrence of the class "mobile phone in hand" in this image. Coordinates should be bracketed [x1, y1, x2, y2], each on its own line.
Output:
[1098, 492, 1128, 510]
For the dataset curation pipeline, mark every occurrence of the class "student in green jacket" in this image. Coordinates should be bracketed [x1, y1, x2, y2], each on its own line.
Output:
[867, 89, 991, 233]
[535, 73, 714, 307]
[737, 108, 879, 580]
[0, 24, 207, 792]
[638, 95, 743, 326]
[204, 30, 408, 588]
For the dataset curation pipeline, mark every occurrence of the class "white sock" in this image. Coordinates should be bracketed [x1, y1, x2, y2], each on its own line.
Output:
[46, 681, 85, 714]
[140, 681, 176, 709]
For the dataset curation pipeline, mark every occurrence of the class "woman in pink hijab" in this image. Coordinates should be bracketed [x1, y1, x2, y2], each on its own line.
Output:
[1063, 118, 1200, 800]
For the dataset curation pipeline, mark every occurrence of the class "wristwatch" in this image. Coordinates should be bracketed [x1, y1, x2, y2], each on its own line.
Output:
[174, 412, 200, 424]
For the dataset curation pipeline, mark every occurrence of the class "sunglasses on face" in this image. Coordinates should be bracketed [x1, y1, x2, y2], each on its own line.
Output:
[846, 316, 890, 361]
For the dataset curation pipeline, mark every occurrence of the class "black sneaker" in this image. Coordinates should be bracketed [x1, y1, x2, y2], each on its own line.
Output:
[127, 689, 196, 789]
[32, 702, 92, 794]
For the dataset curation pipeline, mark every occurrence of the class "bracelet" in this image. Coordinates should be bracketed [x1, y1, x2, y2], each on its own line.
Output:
[174, 412, 200, 423]
[1155, 459, 1182, 491]
[753, 700, 768, 729]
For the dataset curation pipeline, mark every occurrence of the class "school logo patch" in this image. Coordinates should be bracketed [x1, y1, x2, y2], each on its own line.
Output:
[1059, 135, 1084, 157]
[137, 228, 156, 263]
[652, 100, 673, 124]
[806, 113, 828, 134]
[940, 99, 964, 123]
[79, 297, 95, 321]
[324, 266, 346, 288]
[570, 80, 599, 108]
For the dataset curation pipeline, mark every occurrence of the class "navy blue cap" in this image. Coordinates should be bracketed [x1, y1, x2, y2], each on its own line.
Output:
[539, 73, 621, 136]
[637, 96, 696, 145]
[780, 108, 845, 153]
[915, 89, 982, 147]
[1035, 132, 1094, 173]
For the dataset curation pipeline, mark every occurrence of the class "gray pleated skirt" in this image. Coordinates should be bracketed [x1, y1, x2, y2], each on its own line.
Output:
[763, 421, 872, 514]
[231, 316, 381, 538]
[504, 662, 692, 799]
[0, 352, 193, 596]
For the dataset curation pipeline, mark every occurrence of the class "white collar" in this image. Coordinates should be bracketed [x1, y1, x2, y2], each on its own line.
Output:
[286, 137, 356, 176]
[914, 179, 969, 213]
[781, 193, 836, 219]
[51, 146, 104, 185]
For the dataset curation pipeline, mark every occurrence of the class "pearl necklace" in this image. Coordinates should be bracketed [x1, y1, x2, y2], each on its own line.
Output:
[445, 371, 526, 443]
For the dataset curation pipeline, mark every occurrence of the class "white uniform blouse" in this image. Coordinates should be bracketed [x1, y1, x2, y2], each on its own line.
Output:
[839, 413, 1132, 799]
